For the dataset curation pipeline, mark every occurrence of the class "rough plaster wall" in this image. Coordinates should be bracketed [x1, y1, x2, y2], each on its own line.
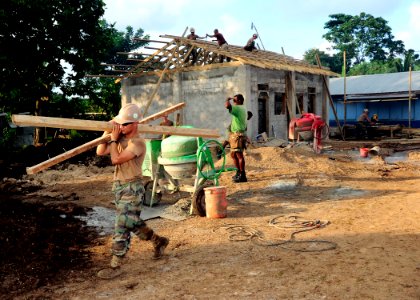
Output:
[121, 66, 248, 138]
[121, 75, 177, 123]
[121, 65, 328, 141]
[295, 73, 325, 116]
[180, 66, 247, 137]
[248, 67, 289, 140]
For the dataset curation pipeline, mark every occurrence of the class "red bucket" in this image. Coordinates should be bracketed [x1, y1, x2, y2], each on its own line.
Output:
[360, 148, 369, 158]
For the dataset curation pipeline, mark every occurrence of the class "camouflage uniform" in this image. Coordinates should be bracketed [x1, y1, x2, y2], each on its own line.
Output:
[112, 180, 152, 256]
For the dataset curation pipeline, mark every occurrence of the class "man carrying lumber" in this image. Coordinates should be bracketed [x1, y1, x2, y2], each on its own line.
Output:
[96, 103, 169, 268]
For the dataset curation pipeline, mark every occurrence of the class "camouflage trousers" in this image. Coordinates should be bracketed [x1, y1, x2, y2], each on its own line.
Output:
[111, 180, 149, 256]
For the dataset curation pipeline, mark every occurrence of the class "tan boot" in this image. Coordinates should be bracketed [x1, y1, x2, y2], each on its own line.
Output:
[151, 235, 169, 259]
[110, 255, 124, 268]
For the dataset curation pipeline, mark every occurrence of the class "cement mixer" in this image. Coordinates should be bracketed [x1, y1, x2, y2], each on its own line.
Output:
[142, 129, 235, 216]
[288, 113, 329, 153]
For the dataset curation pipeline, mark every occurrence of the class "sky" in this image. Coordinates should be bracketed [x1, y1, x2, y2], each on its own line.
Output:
[103, 0, 420, 59]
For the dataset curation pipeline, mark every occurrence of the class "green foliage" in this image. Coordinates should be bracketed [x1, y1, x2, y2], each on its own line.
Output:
[392, 49, 420, 72]
[68, 22, 149, 118]
[303, 48, 343, 74]
[0, 1, 149, 127]
[0, 0, 111, 114]
[348, 61, 396, 76]
[0, 114, 16, 150]
[347, 49, 420, 76]
[323, 13, 405, 66]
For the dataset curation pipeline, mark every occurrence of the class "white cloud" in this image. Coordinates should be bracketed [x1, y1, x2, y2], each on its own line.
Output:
[409, 2, 420, 32]
[398, 2, 420, 50]
[318, 40, 336, 55]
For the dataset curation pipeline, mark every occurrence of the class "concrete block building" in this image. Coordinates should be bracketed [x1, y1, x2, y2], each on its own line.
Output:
[105, 35, 337, 140]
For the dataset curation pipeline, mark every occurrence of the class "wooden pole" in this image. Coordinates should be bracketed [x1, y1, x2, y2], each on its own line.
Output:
[408, 66, 412, 138]
[142, 27, 189, 116]
[343, 51, 347, 127]
[315, 54, 345, 140]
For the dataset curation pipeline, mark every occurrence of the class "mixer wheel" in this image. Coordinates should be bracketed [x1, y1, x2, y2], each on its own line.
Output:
[192, 183, 212, 217]
[144, 180, 162, 206]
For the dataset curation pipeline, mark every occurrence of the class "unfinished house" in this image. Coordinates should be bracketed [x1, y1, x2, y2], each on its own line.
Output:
[103, 34, 337, 140]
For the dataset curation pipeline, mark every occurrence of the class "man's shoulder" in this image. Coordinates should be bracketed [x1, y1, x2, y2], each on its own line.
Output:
[130, 135, 146, 146]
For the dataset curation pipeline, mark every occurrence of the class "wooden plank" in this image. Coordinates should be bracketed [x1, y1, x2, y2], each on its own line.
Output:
[141, 102, 185, 123]
[26, 135, 111, 175]
[23, 103, 215, 174]
[12, 115, 219, 138]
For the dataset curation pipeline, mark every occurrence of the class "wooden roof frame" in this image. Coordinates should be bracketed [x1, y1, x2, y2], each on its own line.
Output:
[90, 34, 339, 79]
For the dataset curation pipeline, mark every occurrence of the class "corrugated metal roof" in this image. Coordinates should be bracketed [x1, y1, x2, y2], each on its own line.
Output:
[330, 71, 420, 95]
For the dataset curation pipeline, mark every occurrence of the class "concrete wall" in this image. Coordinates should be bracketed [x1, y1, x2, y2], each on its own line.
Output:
[122, 65, 248, 139]
[121, 64, 327, 141]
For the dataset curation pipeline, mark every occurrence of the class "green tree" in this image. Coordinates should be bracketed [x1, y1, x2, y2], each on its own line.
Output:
[0, 0, 111, 115]
[392, 49, 420, 72]
[60, 23, 149, 118]
[347, 61, 396, 76]
[323, 13, 405, 66]
[303, 48, 343, 74]
[346, 49, 420, 76]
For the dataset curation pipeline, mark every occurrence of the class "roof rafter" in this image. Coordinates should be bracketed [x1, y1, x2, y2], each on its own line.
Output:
[88, 34, 339, 79]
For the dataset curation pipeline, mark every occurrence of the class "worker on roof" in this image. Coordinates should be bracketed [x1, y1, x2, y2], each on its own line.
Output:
[185, 27, 205, 65]
[206, 29, 230, 63]
[244, 34, 258, 52]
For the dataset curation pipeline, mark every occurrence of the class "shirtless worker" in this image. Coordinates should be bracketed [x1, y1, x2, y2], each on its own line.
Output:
[96, 103, 169, 268]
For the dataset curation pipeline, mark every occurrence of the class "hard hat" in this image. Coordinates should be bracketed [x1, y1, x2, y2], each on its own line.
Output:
[190, 27, 195, 33]
[113, 103, 142, 124]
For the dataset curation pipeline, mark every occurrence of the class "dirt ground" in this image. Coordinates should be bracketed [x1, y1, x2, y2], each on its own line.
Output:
[1, 142, 419, 300]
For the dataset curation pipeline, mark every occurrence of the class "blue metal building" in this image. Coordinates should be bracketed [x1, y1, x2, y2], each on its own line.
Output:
[329, 71, 420, 128]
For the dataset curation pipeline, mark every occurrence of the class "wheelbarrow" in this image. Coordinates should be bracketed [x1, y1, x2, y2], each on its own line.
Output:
[142, 137, 235, 216]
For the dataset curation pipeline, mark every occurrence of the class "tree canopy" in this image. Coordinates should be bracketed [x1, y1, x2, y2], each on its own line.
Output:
[0, 0, 148, 118]
[303, 48, 343, 74]
[0, 0, 110, 113]
[323, 12, 405, 66]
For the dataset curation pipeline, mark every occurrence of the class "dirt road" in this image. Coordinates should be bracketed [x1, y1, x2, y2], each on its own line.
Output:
[1, 145, 419, 299]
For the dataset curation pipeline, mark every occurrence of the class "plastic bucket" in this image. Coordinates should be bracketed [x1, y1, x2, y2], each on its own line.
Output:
[369, 146, 380, 156]
[204, 186, 227, 218]
[360, 148, 369, 158]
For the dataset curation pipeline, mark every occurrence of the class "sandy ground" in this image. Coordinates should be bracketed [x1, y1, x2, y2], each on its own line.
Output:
[4, 143, 420, 300]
